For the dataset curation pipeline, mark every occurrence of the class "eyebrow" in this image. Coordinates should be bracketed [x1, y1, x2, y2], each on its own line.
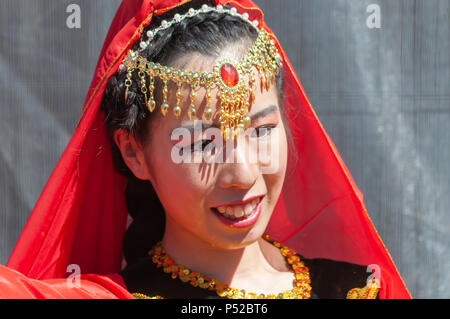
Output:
[175, 105, 279, 133]
[250, 105, 278, 122]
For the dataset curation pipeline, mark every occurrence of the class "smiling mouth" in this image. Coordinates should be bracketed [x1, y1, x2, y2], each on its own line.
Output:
[210, 196, 264, 229]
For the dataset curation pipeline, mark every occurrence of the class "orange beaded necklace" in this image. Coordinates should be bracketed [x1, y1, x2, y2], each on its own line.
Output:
[134, 234, 312, 299]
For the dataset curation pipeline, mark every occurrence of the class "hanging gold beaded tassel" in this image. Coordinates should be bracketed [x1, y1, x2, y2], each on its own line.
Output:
[219, 93, 231, 139]
[232, 98, 239, 138]
[219, 87, 249, 139]
[161, 79, 169, 116]
[188, 86, 197, 121]
[147, 75, 156, 112]
[138, 67, 148, 107]
[124, 69, 133, 103]
[236, 88, 248, 135]
[260, 47, 271, 91]
[173, 82, 182, 118]
[248, 74, 256, 105]
[203, 86, 213, 121]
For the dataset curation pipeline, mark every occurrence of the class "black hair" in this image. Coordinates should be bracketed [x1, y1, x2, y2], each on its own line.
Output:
[99, 0, 289, 267]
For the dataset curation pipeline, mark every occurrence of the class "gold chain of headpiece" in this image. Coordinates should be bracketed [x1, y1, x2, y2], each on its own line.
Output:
[120, 4, 283, 139]
[132, 234, 311, 299]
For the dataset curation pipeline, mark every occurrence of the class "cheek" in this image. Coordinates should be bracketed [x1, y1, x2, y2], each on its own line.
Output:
[263, 126, 288, 203]
[145, 144, 209, 218]
[278, 126, 289, 175]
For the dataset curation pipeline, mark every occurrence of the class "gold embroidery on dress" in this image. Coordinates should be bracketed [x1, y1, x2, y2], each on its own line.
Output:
[132, 292, 164, 299]
[346, 279, 380, 299]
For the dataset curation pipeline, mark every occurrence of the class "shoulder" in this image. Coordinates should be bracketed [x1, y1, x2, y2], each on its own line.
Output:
[300, 256, 379, 299]
[119, 257, 220, 299]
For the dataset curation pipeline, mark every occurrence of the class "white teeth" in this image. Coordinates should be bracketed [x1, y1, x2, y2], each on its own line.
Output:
[244, 203, 253, 216]
[218, 206, 226, 214]
[215, 197, 261, 220]
[234, 207, 245, 218]
[226, 206, 234, 218]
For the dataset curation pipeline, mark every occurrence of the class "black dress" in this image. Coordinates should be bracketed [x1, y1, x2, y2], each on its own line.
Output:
[120, 253, 375, 299]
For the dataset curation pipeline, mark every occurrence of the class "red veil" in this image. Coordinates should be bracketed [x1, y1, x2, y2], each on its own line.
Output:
[5, 0, 411, 298]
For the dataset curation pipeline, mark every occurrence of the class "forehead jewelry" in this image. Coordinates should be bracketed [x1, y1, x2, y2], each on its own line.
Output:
[119, 4, 283, 139]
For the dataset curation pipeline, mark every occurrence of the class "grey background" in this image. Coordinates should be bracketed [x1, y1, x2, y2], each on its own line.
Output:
[0, 0, 448, 298]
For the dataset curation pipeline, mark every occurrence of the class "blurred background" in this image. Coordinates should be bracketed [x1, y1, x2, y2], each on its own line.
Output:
[0, 0, 448, 298]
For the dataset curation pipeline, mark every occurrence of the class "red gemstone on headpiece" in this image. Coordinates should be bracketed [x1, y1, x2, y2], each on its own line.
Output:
[220, 63, 239, 87]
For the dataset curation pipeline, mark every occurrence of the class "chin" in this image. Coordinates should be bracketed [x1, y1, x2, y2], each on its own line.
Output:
[203, 221, 271, 250]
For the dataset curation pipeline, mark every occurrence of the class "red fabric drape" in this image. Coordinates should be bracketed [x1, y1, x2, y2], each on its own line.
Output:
[5, 0, 411, 298]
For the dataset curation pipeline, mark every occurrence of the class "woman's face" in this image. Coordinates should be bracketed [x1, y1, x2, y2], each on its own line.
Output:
[119, 42, 288, 249]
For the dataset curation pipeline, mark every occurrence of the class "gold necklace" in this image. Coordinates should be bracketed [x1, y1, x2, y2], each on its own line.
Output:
[134, 234, 311, 299]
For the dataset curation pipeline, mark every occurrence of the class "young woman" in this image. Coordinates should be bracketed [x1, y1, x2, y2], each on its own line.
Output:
[0, 0, 411, 299]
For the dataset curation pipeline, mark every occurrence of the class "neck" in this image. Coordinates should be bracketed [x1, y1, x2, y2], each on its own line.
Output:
[160, 216, 285, 288]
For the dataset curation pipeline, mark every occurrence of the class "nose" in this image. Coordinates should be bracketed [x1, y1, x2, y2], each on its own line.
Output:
[217, 138, 259, 190]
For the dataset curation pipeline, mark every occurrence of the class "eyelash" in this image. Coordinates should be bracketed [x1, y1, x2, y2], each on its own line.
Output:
[251, 124, 277, 138]
[184, 124, 278, 153]
[189, 139, 214, 153]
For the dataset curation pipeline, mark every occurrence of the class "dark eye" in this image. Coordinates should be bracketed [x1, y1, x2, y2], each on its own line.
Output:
[252, 125, 277, 138]
[189, 139, 215, 153]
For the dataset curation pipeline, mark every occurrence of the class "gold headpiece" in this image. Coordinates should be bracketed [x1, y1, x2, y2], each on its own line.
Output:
[120, 4, 283, 138]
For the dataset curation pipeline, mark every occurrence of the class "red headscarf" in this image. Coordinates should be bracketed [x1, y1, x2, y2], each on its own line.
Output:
[6, 0, 411, 298]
